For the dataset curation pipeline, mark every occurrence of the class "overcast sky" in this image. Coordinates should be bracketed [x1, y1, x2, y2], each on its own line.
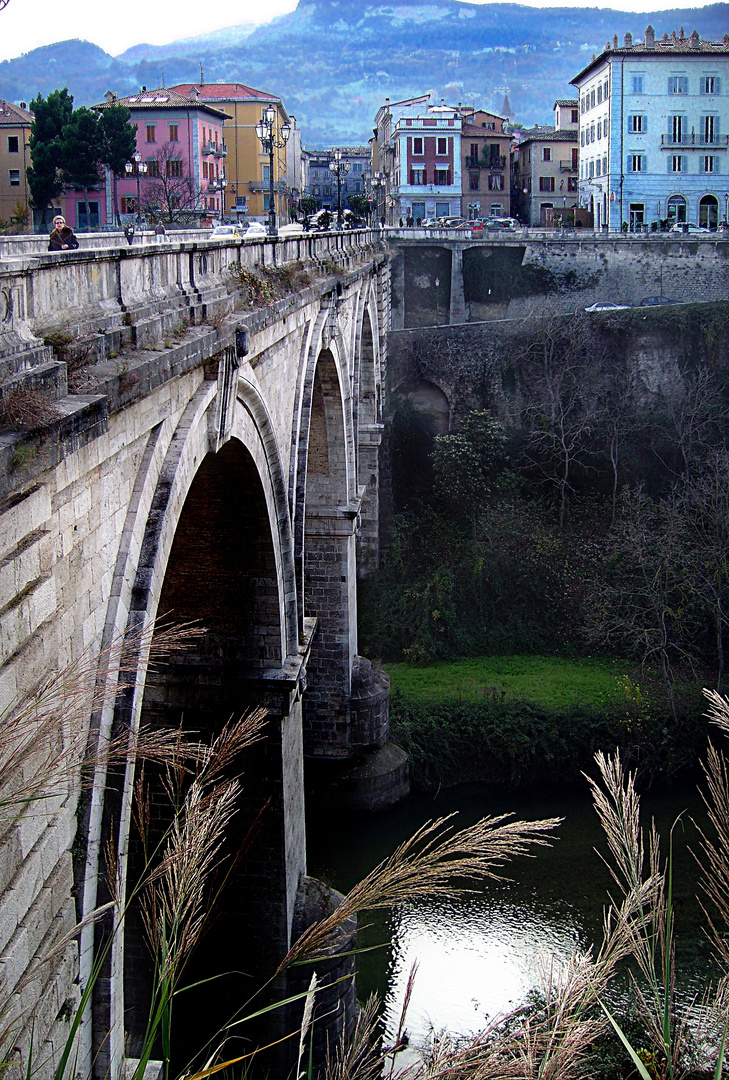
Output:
[0, 0, 714, 63]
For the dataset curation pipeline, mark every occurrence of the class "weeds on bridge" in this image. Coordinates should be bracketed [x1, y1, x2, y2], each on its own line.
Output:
[228, 261, 311, 310]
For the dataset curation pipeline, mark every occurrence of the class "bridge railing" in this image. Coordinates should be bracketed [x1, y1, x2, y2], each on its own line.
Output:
[0, 228, 380, 340]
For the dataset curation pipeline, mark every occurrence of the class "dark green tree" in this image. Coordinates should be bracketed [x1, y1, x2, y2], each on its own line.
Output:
[99, 105, 137, 227]
[61, 107, 104, 229]
[300, 195, 318, 216]
[27, 88, 73, 225]
[347, 194, 369, 218]
[431, 410, 507, 541]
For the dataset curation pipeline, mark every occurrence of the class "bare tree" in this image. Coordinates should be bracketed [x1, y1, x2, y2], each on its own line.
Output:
[142, 142, 203, 225]
[653, 367, 726, 483]
[519, 313, 607, 532]
[600, 361, 640, 528]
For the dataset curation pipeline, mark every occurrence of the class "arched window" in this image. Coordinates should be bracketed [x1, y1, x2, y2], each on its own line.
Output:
[667, 194, 687, 224]
[699, 194, 719, 230]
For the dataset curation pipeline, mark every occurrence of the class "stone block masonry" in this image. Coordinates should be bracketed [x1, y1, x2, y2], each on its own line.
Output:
[0, 231, 395, 1080]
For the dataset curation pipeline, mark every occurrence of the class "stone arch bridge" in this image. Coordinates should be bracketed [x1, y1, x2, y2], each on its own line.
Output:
[0, 231, 405, 1080]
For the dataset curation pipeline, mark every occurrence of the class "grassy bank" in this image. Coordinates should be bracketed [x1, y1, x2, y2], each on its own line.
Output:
[386, 655, 708, 790]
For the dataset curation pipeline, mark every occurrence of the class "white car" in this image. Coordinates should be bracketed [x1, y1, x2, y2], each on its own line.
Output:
[670, 222, 711, 234]
[243, 221, 268, 238]
[210, 225, 243, 240]
[585, 302, 631, 312]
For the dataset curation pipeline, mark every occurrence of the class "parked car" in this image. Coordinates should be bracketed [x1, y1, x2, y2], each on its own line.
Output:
[456, 219, 484, 232]
[585, 301, 631, 312]
[640, 295, 675, 307]
[243, 221, 268, 238]
[485, 217, 517, 231]
[670, 222, 711, 234]
[210, 224, 243, 239]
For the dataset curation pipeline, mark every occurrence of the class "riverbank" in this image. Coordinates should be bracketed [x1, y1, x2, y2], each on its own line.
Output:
[386, 655, 709, 789]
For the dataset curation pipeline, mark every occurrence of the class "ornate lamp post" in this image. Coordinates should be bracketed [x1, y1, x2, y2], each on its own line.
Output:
[212, 176, 228, 223]
[255, 105, 290, 237]
[125, 151, 147, 226]
[328, 149, 350, 229]
[371, 172, 385, 227]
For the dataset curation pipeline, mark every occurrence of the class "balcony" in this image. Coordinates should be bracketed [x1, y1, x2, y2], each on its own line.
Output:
[660, 133, 729, 148]
[202, 140, 227, 156]
[560, 159, 578, 172]
[214, 140, 227, 158]
[248, 179, 289, 193]
[465, 155, 506, 170]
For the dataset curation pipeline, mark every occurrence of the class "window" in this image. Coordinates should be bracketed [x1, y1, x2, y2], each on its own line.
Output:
[597, 85, 603, 104]
[628, 154, 645, 172]
[603, 155, 608, 173]
[166, 159, 182, 178]
[411, 167, 425, 185]
[590, 89, 595, 108]
[169, 124, 179, 142]
[702, 76, 720, 95]
[629, 203, 644, 228]
[8, 169, 20, 186]
[631, 74, 644, 94]
[147, 159, 159, 178]
[7, 136, 18, 153]
[668, 75, 689, 94]
[488, 173, 504, 190]
[702, 155, 718, 172]
[539, 176, 555, 191]
[121, 196, 136, 214]
[470, 143, 478, 160]
[703, 115, 717, 143]
[596, 159, 601, 176]
[263, 194, 271, 211]
[435, 201, 449, 216]
[671, 115, 684, 143]
[469, 172, 480, 190]
[604, 77, 610, 98]
[203, 161, 209, 179]
[581, 97, 586, 114]
[262, 164, 270, 182]
[490, 203, 503, 216]
[568, 176, 578, 192]
[412, 137, 423, 154]
[590, 123, 595, 142]
[434, 167, 450, 184]
[437, 137, 447, 155]
[597, 121, 602, 139]
[572, 109, 579, 123]
[572, 147, 579, 169]
[589, 160, 594, 178]
[542, 146, 552, 161]
[628, 114, 646, 133]
[146, 124, 156, 142]
[581, 129, 585, 146]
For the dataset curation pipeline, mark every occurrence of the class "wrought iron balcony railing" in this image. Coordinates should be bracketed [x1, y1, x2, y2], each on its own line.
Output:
[660, 133, 729, 147]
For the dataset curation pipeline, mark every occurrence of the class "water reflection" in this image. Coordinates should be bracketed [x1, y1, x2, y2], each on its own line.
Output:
[307, 780, 714, 1047]
[385, 895, 582, 1039]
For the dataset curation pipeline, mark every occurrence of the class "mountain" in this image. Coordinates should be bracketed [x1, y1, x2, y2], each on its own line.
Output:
[1, 0, 727, 143]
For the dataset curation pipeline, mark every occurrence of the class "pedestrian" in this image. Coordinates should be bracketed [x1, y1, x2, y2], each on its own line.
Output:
[48, 215, 80, 252]
[399, 217, 404, 228]
[406, 212, 414, 228]
[124, 223, 135, 246]
[155, 220, 166, 243]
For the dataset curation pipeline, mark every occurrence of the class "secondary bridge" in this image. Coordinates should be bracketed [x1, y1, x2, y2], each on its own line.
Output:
[0, 230, 404, 1080]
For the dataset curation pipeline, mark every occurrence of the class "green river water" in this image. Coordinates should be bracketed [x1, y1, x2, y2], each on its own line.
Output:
[307, 779, 717, 1047]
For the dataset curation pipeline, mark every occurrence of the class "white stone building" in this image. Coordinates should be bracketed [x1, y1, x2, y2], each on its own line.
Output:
[572, 27, 729, 231]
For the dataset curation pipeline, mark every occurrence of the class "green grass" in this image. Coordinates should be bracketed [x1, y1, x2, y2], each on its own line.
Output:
[385, 654, 634, 708]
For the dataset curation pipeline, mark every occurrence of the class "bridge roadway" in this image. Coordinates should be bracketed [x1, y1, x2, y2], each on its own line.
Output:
[0, 229, 405, 1079]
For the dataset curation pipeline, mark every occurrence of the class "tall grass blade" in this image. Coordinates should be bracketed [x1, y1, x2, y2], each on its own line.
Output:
[598, 999, 652, 1080]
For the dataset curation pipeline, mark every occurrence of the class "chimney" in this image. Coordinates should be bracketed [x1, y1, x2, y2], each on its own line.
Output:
[678, 26, 685, 39]
[141, 85, 147, 92]
[671, 30, 677, 41]
[724, 33, 729, 44]
[19, 101, 27, 111]
[645, 25, 655, 47]
[613, 34, 618, 48]
[689, 29, 700, 48]
[624, 31, 632, 46]
[606, 41, 611, 51]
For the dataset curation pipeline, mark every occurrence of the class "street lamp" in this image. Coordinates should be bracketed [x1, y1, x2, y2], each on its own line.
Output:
[125, 150, 147, 226]
[255, 105, 290, 237]
[328, 148, 350, 229]
[434, 275, 440, 327]
[724, 191, 728, 229]
[211, 176, 228, 223]
[371, 172, 385, 227]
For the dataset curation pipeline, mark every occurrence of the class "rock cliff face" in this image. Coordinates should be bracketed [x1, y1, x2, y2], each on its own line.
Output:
[1, 0, 728, 142]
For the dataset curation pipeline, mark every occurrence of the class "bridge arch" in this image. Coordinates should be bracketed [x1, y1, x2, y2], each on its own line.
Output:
[92, 379, 305, 1079]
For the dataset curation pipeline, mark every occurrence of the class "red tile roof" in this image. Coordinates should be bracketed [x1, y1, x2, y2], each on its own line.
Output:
[170, 83, 279, 102]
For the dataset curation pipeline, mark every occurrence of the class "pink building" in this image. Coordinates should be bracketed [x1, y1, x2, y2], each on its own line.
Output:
[59, 86, 230, 229]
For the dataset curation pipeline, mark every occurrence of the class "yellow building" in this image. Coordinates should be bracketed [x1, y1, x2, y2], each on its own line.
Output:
[170, 82, 299, 222]
[0, 100, 32, 229]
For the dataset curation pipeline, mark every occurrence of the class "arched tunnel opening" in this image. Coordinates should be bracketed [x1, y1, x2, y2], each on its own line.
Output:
[124, 438, 292, 1076]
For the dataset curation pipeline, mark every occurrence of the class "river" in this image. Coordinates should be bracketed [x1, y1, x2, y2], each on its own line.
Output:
[307, 778, 718, 1048]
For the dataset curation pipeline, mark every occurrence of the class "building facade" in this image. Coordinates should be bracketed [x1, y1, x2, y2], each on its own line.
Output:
[170, 82, 298, 222]
[303, 146, 371, 211]
[510, 101, 579, 225]
[572, 28, 729, 231]
[92, 87, 229, 227]
[0, 99, 32, 228]
[373, 95, 464, 224]
[460, 110, 512, 218]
